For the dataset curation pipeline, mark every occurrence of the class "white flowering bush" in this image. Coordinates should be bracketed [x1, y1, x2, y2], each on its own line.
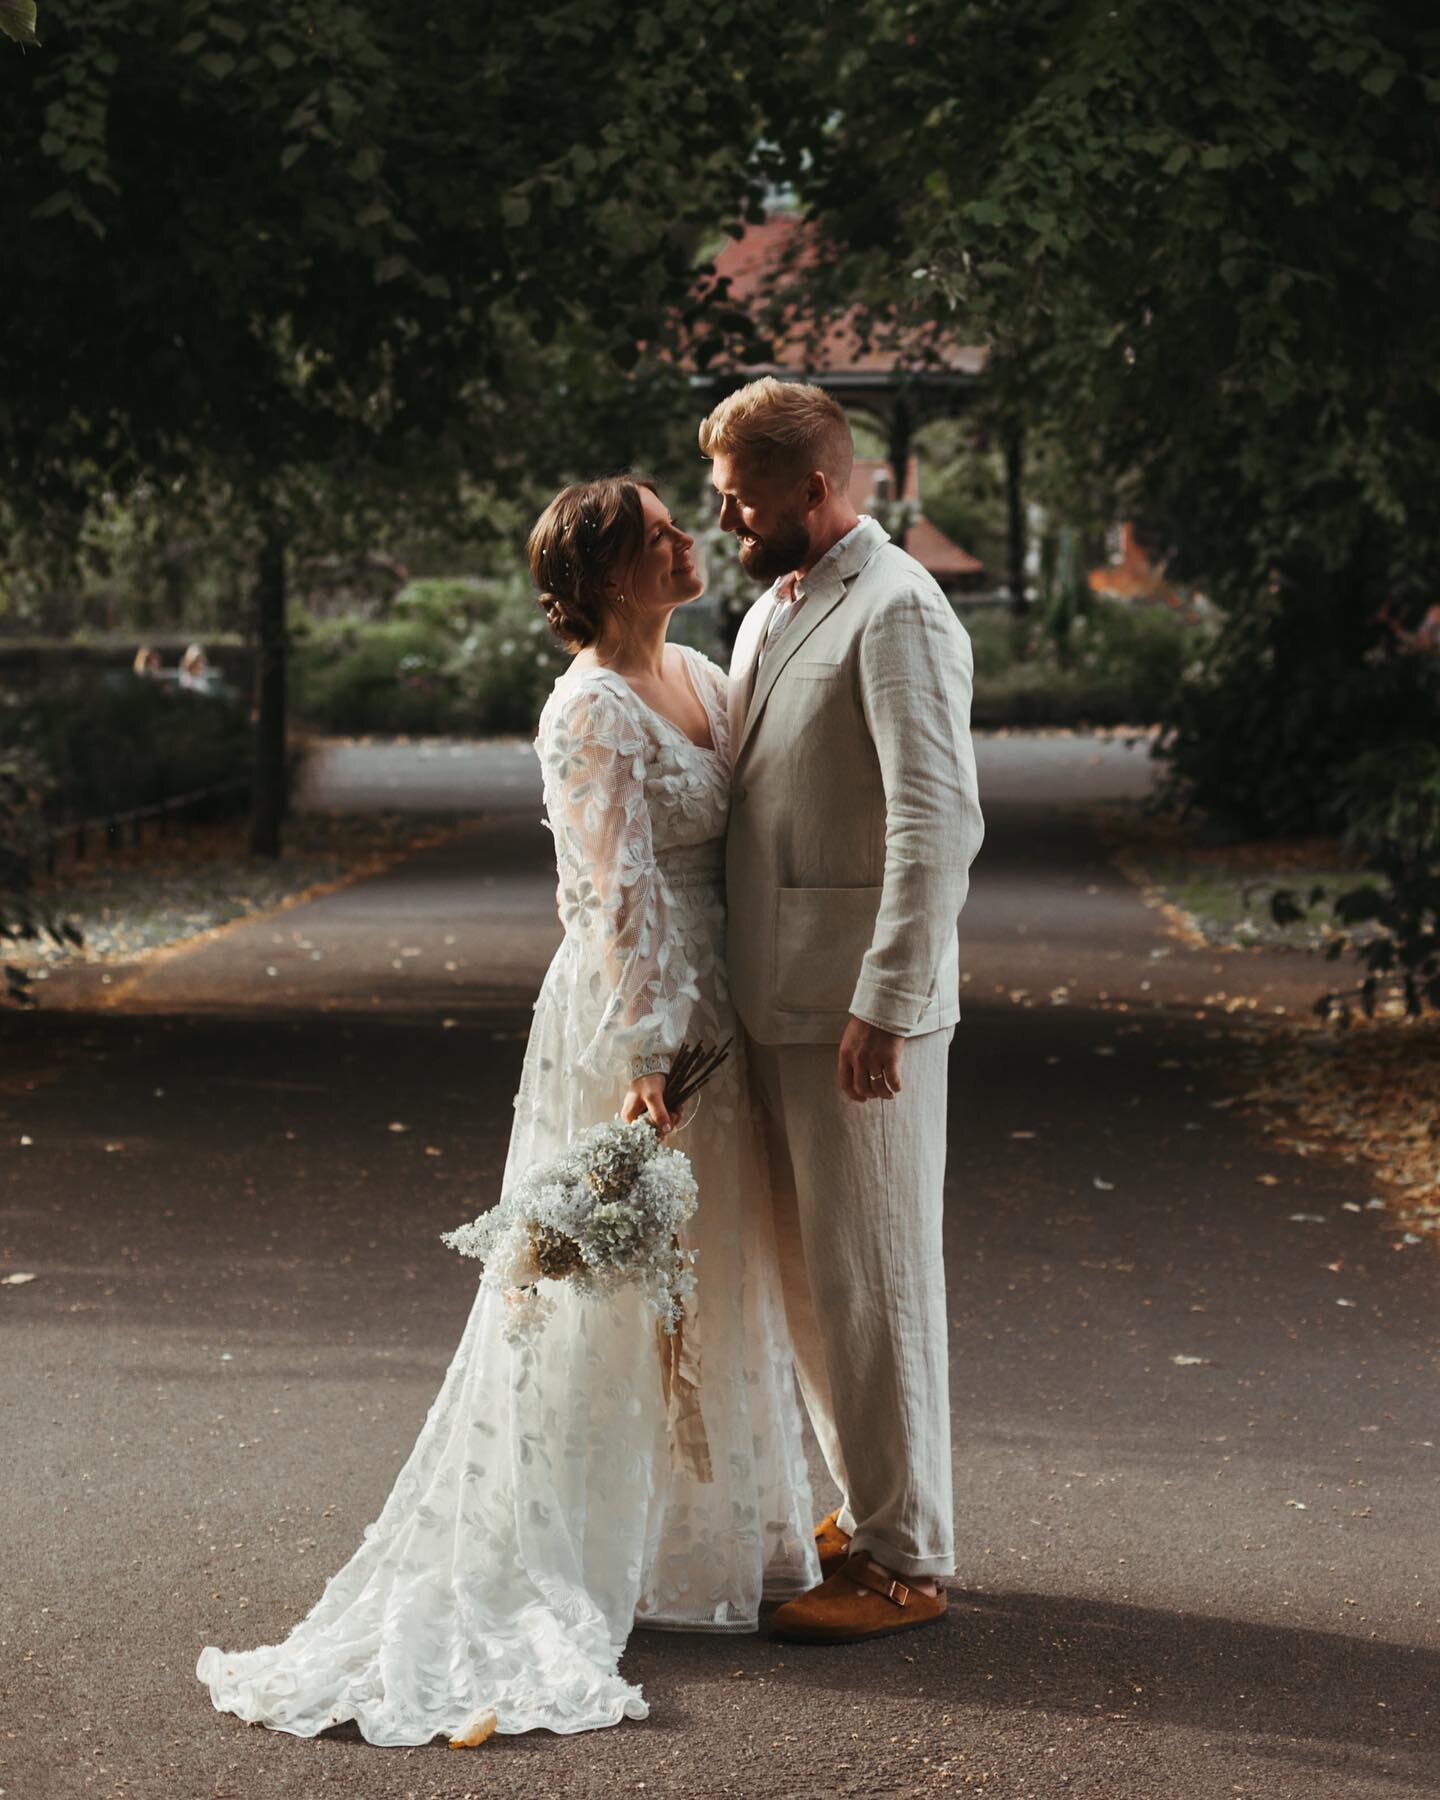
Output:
[442, 1116, 699, 1343]
[291, 573, 568, 735]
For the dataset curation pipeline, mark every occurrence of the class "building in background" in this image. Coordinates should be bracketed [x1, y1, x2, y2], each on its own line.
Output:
[1087, 521, 1183, 607]
[850, 457, 985, 595]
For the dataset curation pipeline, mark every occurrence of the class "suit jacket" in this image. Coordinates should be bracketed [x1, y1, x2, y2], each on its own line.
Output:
[725, 516, 984, 1045]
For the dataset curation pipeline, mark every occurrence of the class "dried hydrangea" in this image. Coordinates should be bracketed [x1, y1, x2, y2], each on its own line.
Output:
[441, 1116, 699, 1345]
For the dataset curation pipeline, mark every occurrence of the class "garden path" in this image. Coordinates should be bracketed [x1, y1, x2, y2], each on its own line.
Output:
[3, 732, 1435, 1800]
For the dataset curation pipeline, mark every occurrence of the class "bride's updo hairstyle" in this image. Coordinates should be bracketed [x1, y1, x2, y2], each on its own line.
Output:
[528, 475, 658, 651]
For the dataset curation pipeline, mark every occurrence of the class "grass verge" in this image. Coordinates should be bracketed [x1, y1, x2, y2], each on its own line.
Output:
[15, 813, 446, 975]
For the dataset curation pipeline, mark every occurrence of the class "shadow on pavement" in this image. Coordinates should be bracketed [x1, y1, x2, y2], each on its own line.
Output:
[620, 1589, 1437, 1770]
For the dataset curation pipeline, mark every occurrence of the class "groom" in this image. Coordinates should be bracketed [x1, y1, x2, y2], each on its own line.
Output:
[701, 377, 983, 1643]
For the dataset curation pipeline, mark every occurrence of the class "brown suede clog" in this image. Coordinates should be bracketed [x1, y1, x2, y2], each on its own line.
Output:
[770, 1552, 948, 1644]
[814, 1509, 853, 1579]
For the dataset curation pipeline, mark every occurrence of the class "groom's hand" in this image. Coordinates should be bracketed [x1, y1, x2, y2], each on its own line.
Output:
[838, 1017, 904, 1104]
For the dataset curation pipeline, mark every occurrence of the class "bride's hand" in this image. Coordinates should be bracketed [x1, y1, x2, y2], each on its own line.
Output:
[622, 1073, 677, 1137]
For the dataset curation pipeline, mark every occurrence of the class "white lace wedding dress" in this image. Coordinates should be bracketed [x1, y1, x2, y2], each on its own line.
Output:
[196, 644, 817, 1745]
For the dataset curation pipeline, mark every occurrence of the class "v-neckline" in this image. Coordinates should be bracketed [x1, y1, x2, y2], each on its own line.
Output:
[577, 648, 720, 755]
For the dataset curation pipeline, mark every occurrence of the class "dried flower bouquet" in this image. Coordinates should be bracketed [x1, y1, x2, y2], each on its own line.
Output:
[441, 1041, 730, 1343]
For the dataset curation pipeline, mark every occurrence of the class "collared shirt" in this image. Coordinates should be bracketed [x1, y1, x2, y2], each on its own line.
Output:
[757, 516, 873, 668]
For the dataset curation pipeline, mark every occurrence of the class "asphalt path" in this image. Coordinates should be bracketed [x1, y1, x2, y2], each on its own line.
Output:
[2, 733, 1436, 1800]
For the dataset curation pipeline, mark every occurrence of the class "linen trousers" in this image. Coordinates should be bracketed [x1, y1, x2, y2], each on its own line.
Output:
[745, 1027, 955, 1579]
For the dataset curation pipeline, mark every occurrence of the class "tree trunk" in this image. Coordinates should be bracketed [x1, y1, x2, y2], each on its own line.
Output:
[1005, 426, 1028, 618]
[249, 508, 287, 859]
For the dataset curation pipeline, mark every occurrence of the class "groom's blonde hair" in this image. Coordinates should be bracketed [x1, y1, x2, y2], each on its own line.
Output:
[698, 377, 854, 485]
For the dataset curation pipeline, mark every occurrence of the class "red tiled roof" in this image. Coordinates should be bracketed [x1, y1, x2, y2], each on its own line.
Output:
[709, 215, 987, 379]
[904, 514, 985, 578]
[850, 458, 984, 577]
[1087, 522, 1180, 603]
[850, 456, 920, 506]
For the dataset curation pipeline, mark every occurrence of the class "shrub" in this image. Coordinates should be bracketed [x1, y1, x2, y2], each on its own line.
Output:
[291, 574, 569, 736]
[966, 597, 1208, 728]
[291, 613, 460, 736]
[1274, 737, 1440, 1021]
[1158, 608, 1440, 837]
[443, 578, 571, 735]
[4, 674, 253, 823]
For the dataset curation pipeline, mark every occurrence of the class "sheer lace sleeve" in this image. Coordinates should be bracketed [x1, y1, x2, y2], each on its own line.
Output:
[540, 680, 699, 1083]
[679, 645, 732, 760]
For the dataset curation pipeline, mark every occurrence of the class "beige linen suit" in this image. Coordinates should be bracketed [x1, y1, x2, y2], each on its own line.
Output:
[726, 516, 983, 1578]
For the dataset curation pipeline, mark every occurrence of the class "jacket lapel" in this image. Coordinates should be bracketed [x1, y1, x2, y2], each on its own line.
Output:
[728, 590, 776, 756]
[733, 518, 889, 768]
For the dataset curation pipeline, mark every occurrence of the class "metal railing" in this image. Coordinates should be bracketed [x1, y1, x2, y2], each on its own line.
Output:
[43, 778, 251, 875]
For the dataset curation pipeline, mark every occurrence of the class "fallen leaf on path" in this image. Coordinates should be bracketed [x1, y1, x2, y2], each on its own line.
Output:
[1236, 1017, 1440, 1250]
[1092, 1177, 1115, 1191]
[1010, 1131, 1039, 1140]
[1288, 1213, 1326, 1223]
[387, 1122, 410, 1134]
[2, 1272, 37, 1286]
[1336, 1298, 1357, 1308]
[1171, 1354, 1212, 1366]
[448, 1708, 497, 1749]
[1284, 1500, 1308, 1510]
[1256, 1174, 1281, 1186]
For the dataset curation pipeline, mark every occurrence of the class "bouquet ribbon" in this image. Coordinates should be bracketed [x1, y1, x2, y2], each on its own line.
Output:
[656, 1309, 712, 1484]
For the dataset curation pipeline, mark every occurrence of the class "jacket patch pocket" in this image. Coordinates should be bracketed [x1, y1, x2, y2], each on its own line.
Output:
[774, 885, 883, 1013]
[785, 659, 844, 682]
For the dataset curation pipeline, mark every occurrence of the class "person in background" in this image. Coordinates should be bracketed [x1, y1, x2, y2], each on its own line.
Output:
[177, 643, 212, 692]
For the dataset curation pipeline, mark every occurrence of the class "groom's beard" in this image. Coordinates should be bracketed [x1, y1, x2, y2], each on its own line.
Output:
[735, 510, 810, 583]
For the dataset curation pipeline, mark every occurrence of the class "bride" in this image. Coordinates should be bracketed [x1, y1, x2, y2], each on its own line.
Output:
[196, 475, 818, 1745]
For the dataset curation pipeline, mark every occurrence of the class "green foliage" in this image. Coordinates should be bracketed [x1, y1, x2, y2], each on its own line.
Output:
[1160, 601, 1440, 834]
[788, 0, 1440, 814]
[5, 676, 253, 821]
[911, 422, 1012, 581]
[1, 1, 805, 523]
[292, 576, 568, 736]
[1273, 734, 1440, 1021]
[1, 0, 811, 854]
[816, 0, 1440, 616]
[1340, 739, 1440, 866]
[967, 598, 1208, 727]
[292, 614, 460, 737]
